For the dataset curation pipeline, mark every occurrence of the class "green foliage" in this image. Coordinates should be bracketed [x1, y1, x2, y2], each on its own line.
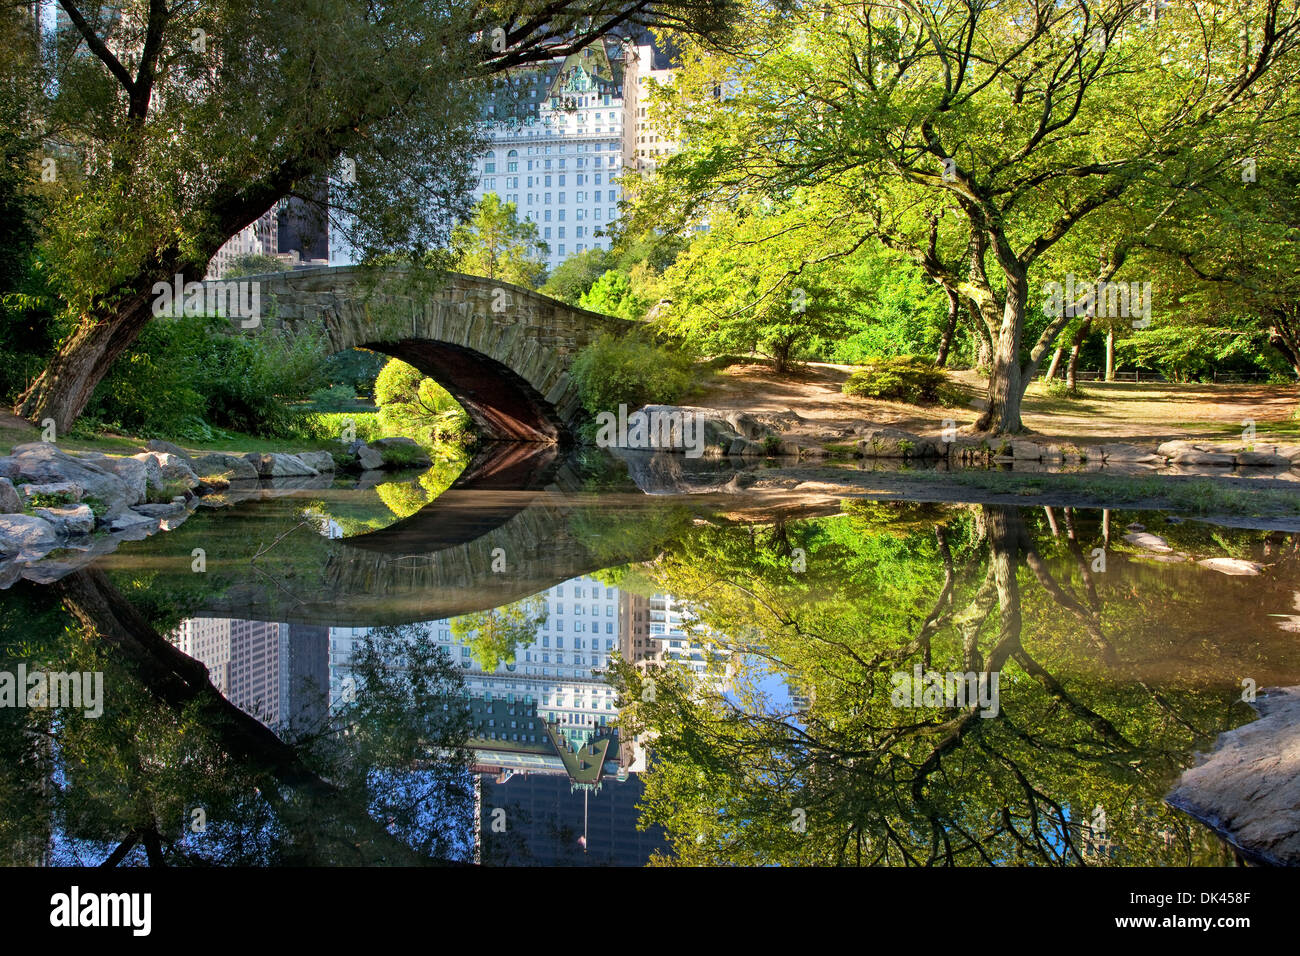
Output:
[1117, 318, 1290, 383]
[842, 356, 951, 404]
[297, 412, 386, 445]
[449, 193, 548, 288]
[25, 491, 75, 510]
[373, 358, 472, 446]
[569, 334, 695, 416]
[578, 269, 652, 320]
[308, 383, 361, 410]
[451, 598, 548, 672]
[223, 254, 290, 278]
[88, 314, 328, 438]
[540, 247, 613, 303]
[321, 348, 387, 397]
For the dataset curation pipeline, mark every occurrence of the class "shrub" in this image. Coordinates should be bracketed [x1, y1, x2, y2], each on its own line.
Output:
[569, 334, 695, 417]
[373, 358, 471, 446]
[842, 356, 951, 404]
[309, 383, 359, 410]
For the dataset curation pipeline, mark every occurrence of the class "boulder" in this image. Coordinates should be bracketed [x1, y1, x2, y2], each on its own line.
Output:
[1156, 439, 1206, 458]
[132, 501, 187, 519]
[6, 443, 134, 517]
[146, 439, 193, 464]
[243, 452, 319, 478]
[723, 411, 767, 441]
[149, 452, 200, 487]
[857, 427, 937, 459]
[297, 451, 337, 473]
[192, 452, 260, 481]
[108, 511, 158, 533]
[0, 514, 59, 555]
[1010, 441, 1044, 461]
[1097, 443, 1160, 462]
[727, 437, 765, 457]
[1172, 450, 1236, 467]
[107, 456, 153, 502]
[356, 445, 386, 471]
[32, 504, 95, 536]
[18, 481, 82, 502]
[0, 478, 21, 513]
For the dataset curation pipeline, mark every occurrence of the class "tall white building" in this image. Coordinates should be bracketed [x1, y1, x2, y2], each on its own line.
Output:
[468, 39, 679, 273]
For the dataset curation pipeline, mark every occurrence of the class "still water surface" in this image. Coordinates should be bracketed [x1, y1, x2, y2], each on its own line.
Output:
[3, 448, 1297, 866]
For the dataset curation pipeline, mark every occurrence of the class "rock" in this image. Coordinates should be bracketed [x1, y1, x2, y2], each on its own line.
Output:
[146, 439, 193, 464]
[1173, 450, 1237, 467]
[857, 427, 937, 458]
[727, 437, 765, 457]
[106, 456, 153, 502]
[149, 452, 200, 486]
[32, 504, 95, 536]
[1156, 439, 1206, 458]
[1097, 443, 1160, 462]
[1196, 557, 1264, 576]
[244, 452, 319, 478]
[1235, 451, 1291, 468]
[356, 445, 386, 470]
[0, 478, 20, 513]
[108, 511, 158, 533]
[131, 502, 187, 519]
[1123, 531, 1172, 552]
[1010, 440, 1043, 461]
[723, 411, 767, 441]
[18, 481, 82, 502]
[297, 451, 337, 473]
[193, 452, 260, 481]
[7, 444, 134, 517]
[1166, 685, 1300, 866]
[0, 514, 59, 556]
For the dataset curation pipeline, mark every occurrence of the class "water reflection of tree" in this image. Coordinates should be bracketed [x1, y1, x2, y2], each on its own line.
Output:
[0, 572, 474, 866]
[612, 503, 1262, 866]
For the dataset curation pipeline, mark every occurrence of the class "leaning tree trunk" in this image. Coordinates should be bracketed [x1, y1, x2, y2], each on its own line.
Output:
[936, 287, 959, 368]
[15, 255, 199, 433]
[1045, 347, 1064, 381]
[1066, 317, 1093, 392]
[1104, 329, 1116, 381]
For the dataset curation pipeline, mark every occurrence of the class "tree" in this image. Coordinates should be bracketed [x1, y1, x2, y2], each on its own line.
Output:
[449, 193, 550, 287]
[638, 0, 1300, 431]
[374, 358, 470, 446]
[451, 597, 548, 671]
[11, 1, 738, 431]
[540, 247, 613, 302]
[578, 268, 650, 319]
[655, 197, 854, 372]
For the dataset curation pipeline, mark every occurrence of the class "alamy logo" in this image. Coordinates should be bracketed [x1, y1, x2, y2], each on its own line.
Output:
[1041, 274, 1152, 324]
[50, 887, 151, 936]
[151, 274, 261, 328]
[594, 405, 705, 459]
[0, 665, 103, 718]
[890, 665, 1000, 718]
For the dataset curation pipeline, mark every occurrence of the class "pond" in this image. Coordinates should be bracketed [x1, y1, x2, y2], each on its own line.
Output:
[2, 446, 1297, 866]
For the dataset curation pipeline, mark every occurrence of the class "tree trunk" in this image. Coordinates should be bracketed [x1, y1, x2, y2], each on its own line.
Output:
[15, 252, 200, 433]
[936, 287, 959, 368]
[1104, 329, 1115, 381]
[1045, 347, 1063, 381]
[973, 308, 993, 371]
[1066, 317, 1093, 392]
[974, 273, 1027, 434]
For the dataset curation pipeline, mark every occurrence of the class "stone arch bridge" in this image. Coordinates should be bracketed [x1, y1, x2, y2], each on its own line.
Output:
[204, 265, 635, 442]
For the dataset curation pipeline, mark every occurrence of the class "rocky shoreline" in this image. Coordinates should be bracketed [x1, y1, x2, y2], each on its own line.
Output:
[0, 437, 432, 582]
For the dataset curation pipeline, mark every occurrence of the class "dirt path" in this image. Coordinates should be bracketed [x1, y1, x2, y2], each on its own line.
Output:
[695, 362, 1300, 446]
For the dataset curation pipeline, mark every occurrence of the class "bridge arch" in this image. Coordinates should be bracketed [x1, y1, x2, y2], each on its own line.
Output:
[209, 265, 635, 442]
